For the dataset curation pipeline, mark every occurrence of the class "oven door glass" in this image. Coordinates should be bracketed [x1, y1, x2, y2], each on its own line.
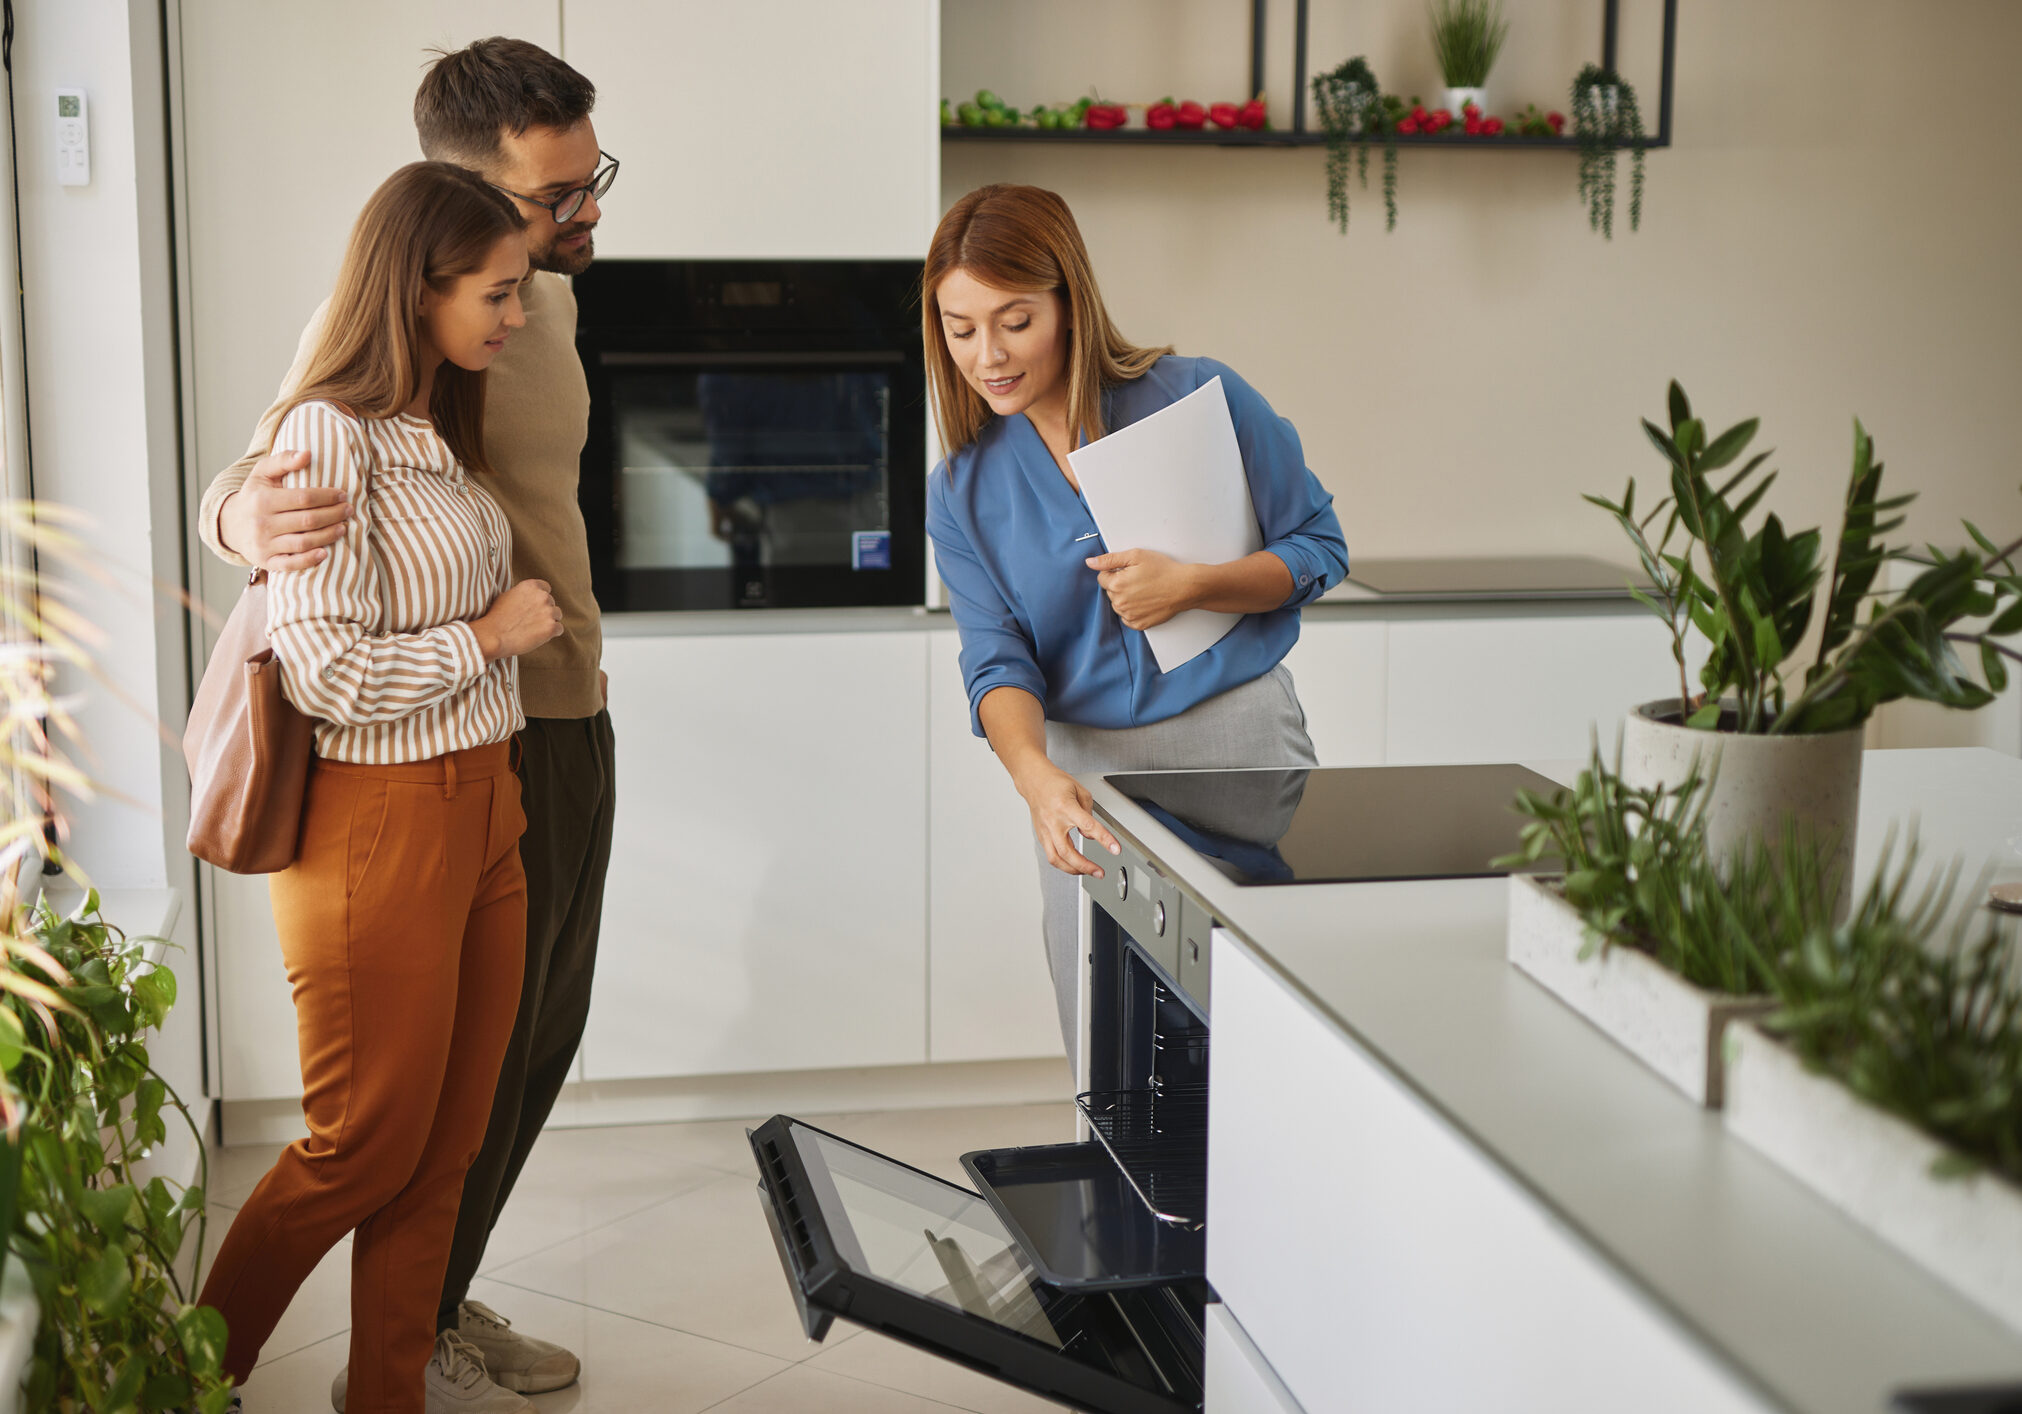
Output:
[606, 356, 897, 604]
[750, 1116, 1204, 1414]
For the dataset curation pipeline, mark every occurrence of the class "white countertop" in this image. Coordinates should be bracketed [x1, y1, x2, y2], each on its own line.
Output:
[1085, 748, 2022, 1414]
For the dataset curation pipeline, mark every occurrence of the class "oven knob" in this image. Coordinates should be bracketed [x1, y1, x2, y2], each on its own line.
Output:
[1116, 866, 1129, 901]
[1154, 901, 1167, 936]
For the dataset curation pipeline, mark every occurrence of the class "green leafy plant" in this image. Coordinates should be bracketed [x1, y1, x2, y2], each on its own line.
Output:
[1587, 381, 2015, 734]
[1429, 0, 1509, 89]
[1312, 57, 1398, 233]
[1762, 841, 2022, 1184]
[1571, 64, 1647, 237]
[9, 896, 230, 1413]
[0, 501, 231, 1412]
[1496, 740, 1817, 995]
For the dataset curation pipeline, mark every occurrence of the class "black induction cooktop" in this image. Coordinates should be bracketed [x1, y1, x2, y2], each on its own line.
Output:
[1102, 763, 1561, 887]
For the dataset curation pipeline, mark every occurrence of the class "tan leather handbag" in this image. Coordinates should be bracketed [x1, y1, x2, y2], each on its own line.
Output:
[184, 569, 316, 874]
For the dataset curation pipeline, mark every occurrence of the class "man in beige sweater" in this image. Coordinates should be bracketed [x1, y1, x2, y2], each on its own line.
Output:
[200, 40, 616, 1414]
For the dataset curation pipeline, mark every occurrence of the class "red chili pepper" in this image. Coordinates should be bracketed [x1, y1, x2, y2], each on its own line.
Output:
[1176, 100, 1207, 130]
[1085, 103, 1128, 130]
[1208, 101, 1240, 129]
[1148, 101, 1178, 130]
[1238, 98, 1267, 130]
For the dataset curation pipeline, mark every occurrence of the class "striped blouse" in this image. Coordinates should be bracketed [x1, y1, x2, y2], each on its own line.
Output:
[266, 400, 524, 764]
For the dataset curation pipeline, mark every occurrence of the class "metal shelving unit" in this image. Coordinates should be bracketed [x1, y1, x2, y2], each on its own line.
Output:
[941, 0, 1677, 151]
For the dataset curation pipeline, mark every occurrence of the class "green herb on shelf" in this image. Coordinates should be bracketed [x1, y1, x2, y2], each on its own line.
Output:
[1312, 57, 1398, 234]
[1571, 64, 1648, 237]
[1429, 0, 1509, 89]
[1586, 381, 2012, 735]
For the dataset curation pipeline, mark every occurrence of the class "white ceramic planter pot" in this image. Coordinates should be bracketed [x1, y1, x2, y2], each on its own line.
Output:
[1506, 874, 1774, 1107]
[1725, 1024, 2022, 1335]
[1619, 699, 1863, 908]
[1442, 86, 1486, 116]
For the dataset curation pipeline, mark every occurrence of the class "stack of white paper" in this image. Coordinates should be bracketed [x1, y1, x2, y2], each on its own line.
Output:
[1067, 376, 1263, 673]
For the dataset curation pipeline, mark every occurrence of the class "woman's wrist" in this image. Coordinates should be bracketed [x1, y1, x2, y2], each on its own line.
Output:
[1006, 749, 1059, 800]
[470, 617, 502, 663]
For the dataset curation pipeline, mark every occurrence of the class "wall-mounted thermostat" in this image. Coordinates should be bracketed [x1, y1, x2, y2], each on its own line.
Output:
[55, 88, 88, 187]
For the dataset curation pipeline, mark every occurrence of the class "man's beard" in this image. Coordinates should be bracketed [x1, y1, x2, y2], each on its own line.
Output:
[532, 224, 596, 276]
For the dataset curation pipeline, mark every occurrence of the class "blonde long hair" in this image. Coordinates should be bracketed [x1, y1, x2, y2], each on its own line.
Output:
[923, 184, 1171, 461]
[272, 161, 526, 472]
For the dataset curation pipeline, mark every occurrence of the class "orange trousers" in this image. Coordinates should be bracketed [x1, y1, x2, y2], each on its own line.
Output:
[200, 742, 527, 1413]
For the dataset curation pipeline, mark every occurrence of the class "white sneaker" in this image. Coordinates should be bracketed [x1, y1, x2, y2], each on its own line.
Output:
[456, 1300, 582, 1394]
[328, 1331, 534, 1412]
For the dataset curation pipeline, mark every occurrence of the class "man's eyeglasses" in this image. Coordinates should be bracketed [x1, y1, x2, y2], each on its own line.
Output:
[495, 152, 619, 224]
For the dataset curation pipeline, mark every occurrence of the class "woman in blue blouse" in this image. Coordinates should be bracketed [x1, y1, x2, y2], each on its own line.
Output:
[924, 184, 1348, 1069]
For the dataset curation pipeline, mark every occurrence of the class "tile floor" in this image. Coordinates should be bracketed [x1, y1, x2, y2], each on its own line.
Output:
[202, 1102, 1079, 1412]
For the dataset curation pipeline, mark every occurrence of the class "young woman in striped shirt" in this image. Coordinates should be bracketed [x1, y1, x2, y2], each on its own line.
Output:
[198, 162, 564, 1414]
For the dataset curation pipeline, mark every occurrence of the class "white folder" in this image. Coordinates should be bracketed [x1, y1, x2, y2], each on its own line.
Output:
[1068, 376, 1263, 673]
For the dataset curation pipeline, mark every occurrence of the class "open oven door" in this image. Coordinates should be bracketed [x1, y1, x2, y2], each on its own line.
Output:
[749, 1116, 1204, 1414]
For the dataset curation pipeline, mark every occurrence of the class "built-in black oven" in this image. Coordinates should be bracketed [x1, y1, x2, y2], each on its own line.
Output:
[750, 834, 1216, 1414]
[573, 260, 926, 612]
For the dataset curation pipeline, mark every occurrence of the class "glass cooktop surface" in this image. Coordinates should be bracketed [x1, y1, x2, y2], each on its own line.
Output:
[1102, 763, 1561, 887]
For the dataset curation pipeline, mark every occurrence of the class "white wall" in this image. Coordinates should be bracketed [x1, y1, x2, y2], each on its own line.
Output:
[8, 0, 204, 1107]
[942, 0, 2022, 754]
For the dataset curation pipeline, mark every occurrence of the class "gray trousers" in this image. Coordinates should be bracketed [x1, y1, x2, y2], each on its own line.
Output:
[1036, 664, 1318, 1071]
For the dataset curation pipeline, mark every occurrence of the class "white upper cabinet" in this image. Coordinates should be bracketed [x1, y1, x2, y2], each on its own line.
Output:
[564, 0, 940, 259]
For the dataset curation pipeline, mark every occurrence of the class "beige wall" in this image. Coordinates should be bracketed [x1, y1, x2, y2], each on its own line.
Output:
[941, 0, 2021, 566]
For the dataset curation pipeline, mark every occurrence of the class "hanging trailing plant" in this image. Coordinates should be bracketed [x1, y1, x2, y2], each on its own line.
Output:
[1312, 56, 1398, 233]
[1571, 63, 1648, 238]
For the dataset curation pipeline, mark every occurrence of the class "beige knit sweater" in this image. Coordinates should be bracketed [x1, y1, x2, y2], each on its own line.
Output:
[198, 272, 603, 720]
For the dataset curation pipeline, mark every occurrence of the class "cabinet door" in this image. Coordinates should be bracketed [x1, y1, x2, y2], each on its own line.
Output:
[564, 0, 938, 259]
[1281, 618, 1387, 765]
[582, 631, 929, 1079]
[1386, 613, 1688, 765]
[926, 633, 1062, 1063]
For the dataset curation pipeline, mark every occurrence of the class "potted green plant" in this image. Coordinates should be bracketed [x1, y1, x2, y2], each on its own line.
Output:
[1571, 63, 1647, 237]
[1587, 382, 2015, 898]
[1724, 840, 2022, 1335]
[1429, 0, 1507, 118]
[1312, 57, 1399, 234]
[0, 501, 232, 1412]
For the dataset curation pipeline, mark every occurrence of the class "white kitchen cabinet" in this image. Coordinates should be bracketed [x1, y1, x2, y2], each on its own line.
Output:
[926, 632, 1061, 1064]
[1385, 610, 1691, 765]
[563, 0, 939, 259]
[1209, 931, 1769, 1414]
[581, 630, 930, 1080]
[1280, 617, 1387, 765]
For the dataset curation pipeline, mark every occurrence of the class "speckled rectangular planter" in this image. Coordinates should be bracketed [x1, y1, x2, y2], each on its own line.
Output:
[1724, 1024, 2022, 1336]
[1507, 874, 1775, 1108]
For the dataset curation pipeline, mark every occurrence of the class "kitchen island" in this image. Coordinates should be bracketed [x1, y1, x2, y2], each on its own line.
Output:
[1083, 748, 2022, 1414]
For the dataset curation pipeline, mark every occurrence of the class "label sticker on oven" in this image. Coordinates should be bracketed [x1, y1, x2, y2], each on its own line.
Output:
[852, 531, 892, 570]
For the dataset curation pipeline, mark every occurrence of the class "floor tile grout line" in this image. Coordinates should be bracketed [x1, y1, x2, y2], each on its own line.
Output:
[469, 1179, 718, 1280]
[251, 1325, 350, 1372]
[813, 1357, 1019, 1414]
[473, 1273, 823, 1367]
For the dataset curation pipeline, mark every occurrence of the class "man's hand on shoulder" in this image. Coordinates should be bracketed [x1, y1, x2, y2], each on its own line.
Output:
[219, 451, 349, 571]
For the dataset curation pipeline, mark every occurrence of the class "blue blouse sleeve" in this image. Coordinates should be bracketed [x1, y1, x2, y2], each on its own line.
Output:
[1200, 358, 1349, 607]
[927, 461, 1050, 737]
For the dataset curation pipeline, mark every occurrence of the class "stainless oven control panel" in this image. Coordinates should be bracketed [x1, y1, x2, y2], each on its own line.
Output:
[1080, 829, 1210, 1014]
